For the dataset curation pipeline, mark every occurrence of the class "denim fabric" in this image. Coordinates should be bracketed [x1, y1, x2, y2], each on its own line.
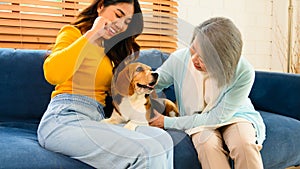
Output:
[37, 94, 173, 169]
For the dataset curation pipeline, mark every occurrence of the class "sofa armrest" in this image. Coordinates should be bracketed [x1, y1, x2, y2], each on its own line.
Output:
[249, 71, 300, 120]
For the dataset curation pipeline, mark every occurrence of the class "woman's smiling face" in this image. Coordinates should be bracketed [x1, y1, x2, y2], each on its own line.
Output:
[190, 40, 207, 72]
[98, 2, 134, 39]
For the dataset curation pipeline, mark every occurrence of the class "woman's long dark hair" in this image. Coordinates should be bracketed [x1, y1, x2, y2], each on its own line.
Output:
[72, 0, 143, 69]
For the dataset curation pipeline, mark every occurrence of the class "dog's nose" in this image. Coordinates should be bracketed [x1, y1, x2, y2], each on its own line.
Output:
[151, 72, 158, 79]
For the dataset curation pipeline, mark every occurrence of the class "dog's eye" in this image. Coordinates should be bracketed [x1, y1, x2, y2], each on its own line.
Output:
[136, 66, 144, 72]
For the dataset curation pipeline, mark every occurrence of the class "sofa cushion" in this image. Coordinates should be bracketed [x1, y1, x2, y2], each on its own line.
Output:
[0, 122, 93, 169]
[0, 48, 54, 122]
[138, 49, 169, 70]
[259, 111, 300, 169]
[250, 71, 300, 120]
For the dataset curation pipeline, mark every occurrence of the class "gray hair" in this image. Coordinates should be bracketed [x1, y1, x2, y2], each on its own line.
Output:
[193, 17, 243, 87]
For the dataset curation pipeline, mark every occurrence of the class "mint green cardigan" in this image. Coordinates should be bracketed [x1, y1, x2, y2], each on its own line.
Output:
[155, 48, 266, 145]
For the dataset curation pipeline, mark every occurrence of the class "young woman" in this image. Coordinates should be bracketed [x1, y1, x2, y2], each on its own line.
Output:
[37, 0, 173, 168]
[150, 17, 266, 169]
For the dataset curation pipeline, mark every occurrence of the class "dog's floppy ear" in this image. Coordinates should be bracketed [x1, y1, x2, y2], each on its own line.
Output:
[112, 64, 135, 96]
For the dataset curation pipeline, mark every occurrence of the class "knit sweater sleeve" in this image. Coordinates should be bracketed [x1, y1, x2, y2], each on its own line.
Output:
[164, 57, 255, 130]
[43, 25, 102, 85]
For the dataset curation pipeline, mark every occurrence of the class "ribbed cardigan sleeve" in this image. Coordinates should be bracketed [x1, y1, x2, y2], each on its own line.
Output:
[43, 25, 102, 85]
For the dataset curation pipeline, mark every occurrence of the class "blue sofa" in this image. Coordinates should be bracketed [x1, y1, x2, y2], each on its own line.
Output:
[0, 48, 299, 169]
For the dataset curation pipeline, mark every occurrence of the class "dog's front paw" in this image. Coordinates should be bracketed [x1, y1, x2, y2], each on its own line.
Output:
[124, 122, 138, 131]
[164, 99, 179, 117]
[100, 111, 126, 125]
[168, 110, 179, 117]
[100, 118, 120, 125]
[100, 118, 110, 124]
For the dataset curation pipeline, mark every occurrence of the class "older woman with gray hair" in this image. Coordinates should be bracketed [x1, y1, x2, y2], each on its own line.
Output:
[150, 17, 266, 169]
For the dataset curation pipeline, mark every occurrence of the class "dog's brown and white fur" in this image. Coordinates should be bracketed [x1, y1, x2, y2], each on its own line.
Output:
[101, 62, 179, 130]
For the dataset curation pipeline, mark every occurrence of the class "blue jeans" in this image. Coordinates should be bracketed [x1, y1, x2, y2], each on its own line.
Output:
[37, 94, 173, 169]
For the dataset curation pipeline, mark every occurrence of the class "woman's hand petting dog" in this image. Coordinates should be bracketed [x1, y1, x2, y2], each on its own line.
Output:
[149, 109, 165, 129]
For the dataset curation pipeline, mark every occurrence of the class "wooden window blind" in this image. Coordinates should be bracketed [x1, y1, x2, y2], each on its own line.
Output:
[0, 0, 178, 53]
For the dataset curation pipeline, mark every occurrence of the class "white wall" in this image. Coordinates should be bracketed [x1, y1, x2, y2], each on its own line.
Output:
[177, 0, 294, 72]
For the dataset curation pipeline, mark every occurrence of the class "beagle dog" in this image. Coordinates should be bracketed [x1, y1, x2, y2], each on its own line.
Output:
[101, 62, 179, 130]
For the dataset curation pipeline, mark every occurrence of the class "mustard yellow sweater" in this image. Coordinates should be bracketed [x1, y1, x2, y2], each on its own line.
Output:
[43, 25, 113, 106]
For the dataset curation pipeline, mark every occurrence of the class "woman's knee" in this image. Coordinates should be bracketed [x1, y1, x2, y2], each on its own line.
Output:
[223, 123, 260, 157]
[192, 130, 222, 151]
[228, 138, 259, 157]
[132, 129, 172, 169]
[135, 126, 173, 156]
